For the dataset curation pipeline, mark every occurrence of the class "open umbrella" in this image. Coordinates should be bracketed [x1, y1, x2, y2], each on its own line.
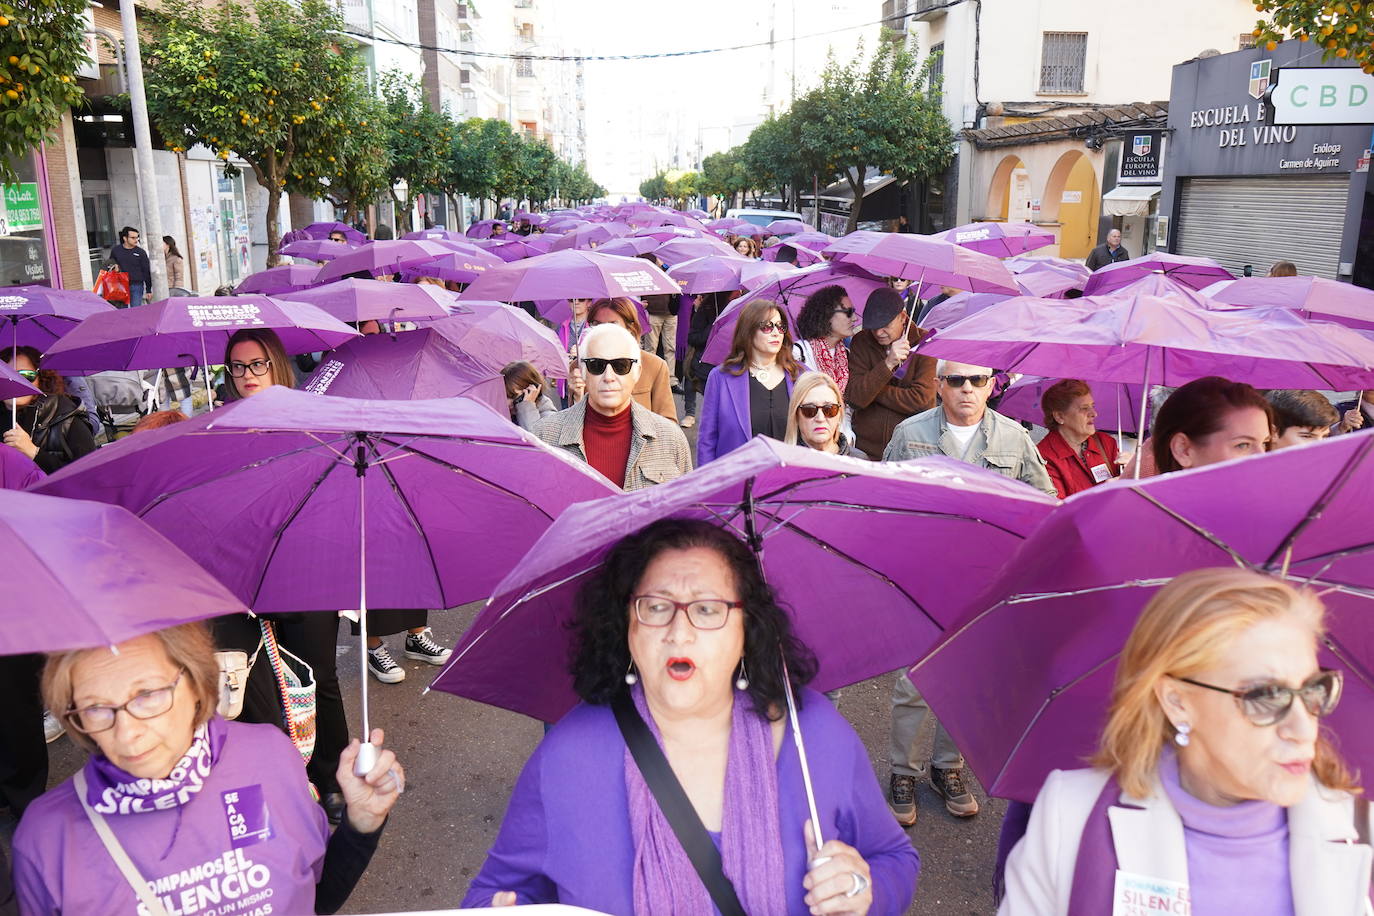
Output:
[667, 256, 797, 294]
[302, 221, 366, 245]
[458, 249, 679, 303]
[275, 278, 452, 325]
[417, 301, 569, 378]
[911, 431, 1374, 803]
[279, 239, 355, 262]
[0, 361, 42, 401]
[483, 238, 542, 262]
[596, 237, 661, 258]
[0, 285, 114, 350]
[822, 231, 1021, 297]
[1205, 276, 1374, 331]
[1080, 252, 1233, 297]
[549, 222, 632, 252]
[34, 386, 618, 769]
[994, 375, 1148, 434]
[1012, 266, 1087, 300]
[314, 240, 457, 284]
[629, 226, 709, 244]
[918, 292, 1013, 331]
[1, 489, 250, 654]
[403, 229, 467, 242]
[396, 248, 506, 285]
[235, 264, 320, 295]
[730, 224, 768, 239]
[765, 219, 813, 236]
[466, 219, 507, 239]
[708, 217, 751, 232]
[933, 222, 1056, 258]
[655, 236, 741, 262]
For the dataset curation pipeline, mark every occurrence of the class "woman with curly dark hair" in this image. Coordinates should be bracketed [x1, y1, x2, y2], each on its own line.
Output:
[464, 518, 919, 914]
[793, 284, 859, 396]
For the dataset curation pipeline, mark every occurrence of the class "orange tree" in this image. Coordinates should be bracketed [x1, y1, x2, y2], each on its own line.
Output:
[378, 71, 451, 232]
[0, 0, 88, 184]
[143, 0, 361, 263]
[286, 74, 390, 226]
[1254, 2, 1374, 70]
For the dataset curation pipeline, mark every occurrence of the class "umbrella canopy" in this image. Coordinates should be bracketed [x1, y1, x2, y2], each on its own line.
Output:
[235, 264, 320, 295]
[421, 301, 569, 378]
[1081, 253, 1233, 297]
[466, 219, 507, 239]
[302, 221, 366, 245]
[629, 226, 709, 244]
[822, 231, 1021, 294]
[1205, 276, 1374, 331]
[534, 297, 653, 332]
[708, 217, 751, 232]
[765, 219, 813, 236]
[763, 242, 825, 268]
[403, 229, 466, 241]
[548, 222, 632, 252]
[0, 285, 115, 350]
[995, 375, 1148, 434]
[933, 222, 1056, 258]
[1012, 266, 1087, 300]
[1005, 255, 1090, 279]
[912, 431, 1374, 803]
[701, 264, 888, 364]
[458, 249, 679, 303]
[431, 438, 1056, 722]
[2, 489, 250, 654]
[918, 292, 1013, 331]
[40, 295, 359, 372]
[484, 238, 542, 262]
[279, 239, 356, 262]
[597, 237, 661, 258]
[32, 386, 617, 614]
[730, 224, 767, 239]
[667, 256, 797, 294]
[274, 279, 452, 325]
[315, 240, 457, 284]
[0, 361, 42, 400]
[396, 248, 506, 285]
[655, 236, 741, 263]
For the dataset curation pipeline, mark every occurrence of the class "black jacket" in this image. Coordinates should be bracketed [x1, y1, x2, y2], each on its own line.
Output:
[6, 395, 98, 473]
[108, 243, 152, 286]
[1085, 243, 1130, 272]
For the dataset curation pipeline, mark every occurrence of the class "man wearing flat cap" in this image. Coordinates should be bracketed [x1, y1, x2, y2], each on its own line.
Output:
[845, 287, 938, 459]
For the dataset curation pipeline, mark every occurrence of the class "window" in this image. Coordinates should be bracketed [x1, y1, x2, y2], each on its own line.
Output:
[1238, 33, 1257, 50]
[929, 41, 944, 91]
[459, 68, 470, 84]
[456, 2, 467, 17]
[1039, 32, 1087, 94]
[515, 56, 533, 78]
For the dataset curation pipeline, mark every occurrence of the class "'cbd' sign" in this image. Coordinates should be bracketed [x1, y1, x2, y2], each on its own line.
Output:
[1265, 67, 1374, 125]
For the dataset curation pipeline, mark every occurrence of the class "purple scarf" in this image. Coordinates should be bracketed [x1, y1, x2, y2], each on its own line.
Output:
[84, 717, 227, 815]
[624, 685, 787, 916]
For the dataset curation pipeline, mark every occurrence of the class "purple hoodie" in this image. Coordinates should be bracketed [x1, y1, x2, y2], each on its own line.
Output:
[12, 719, 329, 916]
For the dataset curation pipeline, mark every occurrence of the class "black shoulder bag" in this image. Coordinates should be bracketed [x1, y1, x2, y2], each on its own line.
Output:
[611, 692, 748, 916]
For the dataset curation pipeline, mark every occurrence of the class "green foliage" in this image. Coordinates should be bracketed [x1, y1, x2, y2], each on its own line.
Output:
[698, 149, 748, 207]
[560, 160, 603, 203]
[1254, 2, 1374, 68]
[740, 113, 806, 204]
[0, 0, 89, 185]
[378, 70, 451, 229]
[286, 76, 390, 223]
[638, 172, 667, 201]
[143, 0, 362, 261]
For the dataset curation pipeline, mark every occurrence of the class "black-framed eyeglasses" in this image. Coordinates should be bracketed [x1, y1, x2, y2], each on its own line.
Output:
[1173, 668, 1343, 727]
[582, 357, 638, 376]
[632, 594, 743, 630]
[66, 670, 186, 734]
[16, 369, 38, 381]
[798, 402, 841, 419]
[832, 306, 856, 318]
[227, 358, 273, 378]
[938, 374, 991, 389]
[755, 320, 786, 333]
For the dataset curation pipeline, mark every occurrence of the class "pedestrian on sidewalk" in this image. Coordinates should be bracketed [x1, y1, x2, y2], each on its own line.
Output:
[1084, 228, 1130, 271]
[108, 227, 152, 308]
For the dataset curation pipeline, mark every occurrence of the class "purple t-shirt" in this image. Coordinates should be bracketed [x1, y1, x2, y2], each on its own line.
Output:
[12, 719, 329, 916]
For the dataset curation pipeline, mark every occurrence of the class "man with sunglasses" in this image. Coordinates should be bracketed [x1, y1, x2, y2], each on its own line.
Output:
[534, 324, 691, 491]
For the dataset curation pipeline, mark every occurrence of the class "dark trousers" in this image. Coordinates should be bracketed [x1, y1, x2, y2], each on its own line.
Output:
[0, 654, 47, 817]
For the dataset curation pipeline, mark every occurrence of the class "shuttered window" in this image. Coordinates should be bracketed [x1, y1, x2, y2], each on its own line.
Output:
[1040, 32, 1087, 94]
[1175, 175, 1349, 279]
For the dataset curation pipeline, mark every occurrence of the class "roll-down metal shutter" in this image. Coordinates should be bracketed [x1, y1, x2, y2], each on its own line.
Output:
[1176, 175, 1349, 279]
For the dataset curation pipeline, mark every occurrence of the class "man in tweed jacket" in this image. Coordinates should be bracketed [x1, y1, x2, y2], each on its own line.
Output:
[535, 325, 692, 491]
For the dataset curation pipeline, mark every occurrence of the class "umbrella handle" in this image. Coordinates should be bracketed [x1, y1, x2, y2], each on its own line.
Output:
[354, 740, 379, 778]
[780, 650, 823, 850]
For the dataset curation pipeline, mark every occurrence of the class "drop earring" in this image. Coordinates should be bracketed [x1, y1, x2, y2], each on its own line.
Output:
[734, 659, 749, 691]
[624, 661, 638, 686]
[1174, 722, 1191, 747]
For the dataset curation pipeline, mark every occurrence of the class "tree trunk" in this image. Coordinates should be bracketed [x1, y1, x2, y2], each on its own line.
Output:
[845, 170, 865, 235]
[263, 173, 282, 267]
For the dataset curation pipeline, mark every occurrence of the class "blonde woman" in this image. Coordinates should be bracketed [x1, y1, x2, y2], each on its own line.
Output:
[1000, 568, 1368, 915]
[784, 371, 864, 458]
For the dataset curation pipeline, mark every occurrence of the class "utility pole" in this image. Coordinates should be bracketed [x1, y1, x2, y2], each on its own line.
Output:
[119, 0, 169, 302]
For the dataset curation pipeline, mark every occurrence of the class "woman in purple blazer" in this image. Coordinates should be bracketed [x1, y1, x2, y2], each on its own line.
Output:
[463, 519, 919, 914]
[697, 298, 807, 465]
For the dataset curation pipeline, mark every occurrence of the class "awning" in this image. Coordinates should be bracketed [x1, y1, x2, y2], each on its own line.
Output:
[1102, 185, 1161, 217]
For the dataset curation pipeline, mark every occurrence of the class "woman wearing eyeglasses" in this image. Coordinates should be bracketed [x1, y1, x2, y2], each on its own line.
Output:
[784, 371, 865, 458]
[696, 299, 806, 465]
[220, 329, 295, 401]
[11, 622, 403, 916]
[465, 518, 918, 913]
[793, 285, 859, 397]
[999, 568, 1367, 915]
[1, 346, 98, 473]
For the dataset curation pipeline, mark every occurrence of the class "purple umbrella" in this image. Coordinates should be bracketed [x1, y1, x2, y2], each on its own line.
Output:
[685, 208, 709, 219]
[933, 221, 1056, 258]
[458, 249, 679, 303]
[421, 302, 569, 378]
[730, 224, 767, 239]
[431, 436, 1055, 723]
[484, 238, 542, 262]
[34, 386, 618, 759]
[403, 229, 467, 241]
[629, 226, 709, 244]
[275, 278, 452, 324]
[235, 264, 321, 295]
[1012, 268, 1085, 300]
[1081, 252, 1233, 297]
[911, 431, 1374, 803]
[1004, 255, 1090, 279]
[763, 242, 825, 268]
[1206, 276, 1374, 331]
[655, 236, 742, 262]
[396, 248, 506, 285]
[765, 219, 813, 236]
[548, 222, 632, 252]
[596, 237, 660, 258]
[535, 297, 652, 334]
[918, 292, 1013, 331]
[701, 263, 888, 364]
[302, 221, 366, 244]
[822, 231, 1021, 296]
[279, 239, 356, 262]
[2, 488, 251, 654]
[0, 285, 114, 350]
[667, 256, 797, 294]
[0, 361, 41, 400]
[995, 375, 1147, 434]
[708, 217, 751, 232]
[466, 219, 507, 239]
[314, 240, 457, 284]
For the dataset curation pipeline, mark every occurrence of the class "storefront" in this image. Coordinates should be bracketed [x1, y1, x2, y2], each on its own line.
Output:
[1160, 41, 1372, 281]
[1, 150, 57, 288]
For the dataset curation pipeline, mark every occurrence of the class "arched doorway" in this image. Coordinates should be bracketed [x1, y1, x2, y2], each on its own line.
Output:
[1042, 150, 1100, 260]
[986, 155, 1032, 223]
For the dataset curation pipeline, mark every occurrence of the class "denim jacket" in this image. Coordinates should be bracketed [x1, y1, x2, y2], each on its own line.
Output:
[882, 406, 1057, 497]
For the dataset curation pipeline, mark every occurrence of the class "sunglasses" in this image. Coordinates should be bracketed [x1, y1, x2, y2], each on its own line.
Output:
[939, 374, 991, 389]
[582, 357, 638, 376]
[798, 403, 841, 419]
[1175, 668, 1343, 727]
[832, 307, 856, 318]
[756, 321, 787, 334]
[16, 369, 38, 381]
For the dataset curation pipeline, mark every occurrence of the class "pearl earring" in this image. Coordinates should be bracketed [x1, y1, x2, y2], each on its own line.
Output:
[734, 659, 749, 691]
[624, 661, 638, 686]
[1174, 722, 1191, 747]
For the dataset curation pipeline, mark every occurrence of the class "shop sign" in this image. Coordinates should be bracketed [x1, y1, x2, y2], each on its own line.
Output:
[0, 183, 42, 234]
[1266, 67, 1374, 125]
[1118, 131, 1166, 185]
[1061, 190, 1082, 203]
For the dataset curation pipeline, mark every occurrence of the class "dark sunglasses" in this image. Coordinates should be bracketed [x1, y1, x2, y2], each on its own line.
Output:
[798, 403, 841, 419]
[582, 357, 638, 376]
[1175, 668, 1343, 727]
[756, 320, 787, 333]
[16, 369, 38, 381]
[939, 374, 991, 389]
[832, 306, 856, 318]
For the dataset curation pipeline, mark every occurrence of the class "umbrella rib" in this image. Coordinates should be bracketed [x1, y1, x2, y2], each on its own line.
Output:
[1126, 489, 1248, 567]
[139, 435, 355, 515]
[1319, 634, 1374, 695]
[370, 435, 558, 522]
[369, 441, 447, 607]
[1262, 436, 1374, 570]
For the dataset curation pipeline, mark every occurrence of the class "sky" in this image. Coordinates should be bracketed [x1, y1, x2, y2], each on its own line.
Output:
[554, 0, 880, 197]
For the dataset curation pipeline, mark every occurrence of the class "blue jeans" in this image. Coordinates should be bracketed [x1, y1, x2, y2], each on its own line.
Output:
[128, 283, 144, 309]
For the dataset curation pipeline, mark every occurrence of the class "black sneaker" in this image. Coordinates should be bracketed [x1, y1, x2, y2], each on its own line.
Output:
[366, 645, 406, 683]
[889, 773, 918, 827]
[930, 767, 980, 817]
[404, 628, 452, 665]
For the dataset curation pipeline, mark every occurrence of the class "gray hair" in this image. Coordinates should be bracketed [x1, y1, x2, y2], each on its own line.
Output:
[579, 322, 639, 357]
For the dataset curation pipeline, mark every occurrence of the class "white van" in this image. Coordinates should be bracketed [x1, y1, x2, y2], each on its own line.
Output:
[725, 207, 805, 228]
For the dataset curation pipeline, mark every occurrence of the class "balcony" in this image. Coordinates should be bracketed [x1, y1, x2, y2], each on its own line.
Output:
[911, 0, 947, 22]
[341, 0, 373, 32]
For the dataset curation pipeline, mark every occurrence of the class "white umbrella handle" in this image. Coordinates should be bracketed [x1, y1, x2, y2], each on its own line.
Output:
[354, 443, 378, 776]
[780, 651, 823, 850]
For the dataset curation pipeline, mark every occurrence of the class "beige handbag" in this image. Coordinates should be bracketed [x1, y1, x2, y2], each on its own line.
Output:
[214, 649, 250, 720]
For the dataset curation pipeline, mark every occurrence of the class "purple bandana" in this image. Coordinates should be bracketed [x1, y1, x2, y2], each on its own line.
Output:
[84, 717, 228, 815]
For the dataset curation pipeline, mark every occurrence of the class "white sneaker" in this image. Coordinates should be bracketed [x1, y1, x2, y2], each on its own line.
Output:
[366, 645, 406, 683]
[43, 711, 65, 744]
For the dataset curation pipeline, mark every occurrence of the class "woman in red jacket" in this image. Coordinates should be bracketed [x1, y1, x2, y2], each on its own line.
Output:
[1036, 378, 1120, 498]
